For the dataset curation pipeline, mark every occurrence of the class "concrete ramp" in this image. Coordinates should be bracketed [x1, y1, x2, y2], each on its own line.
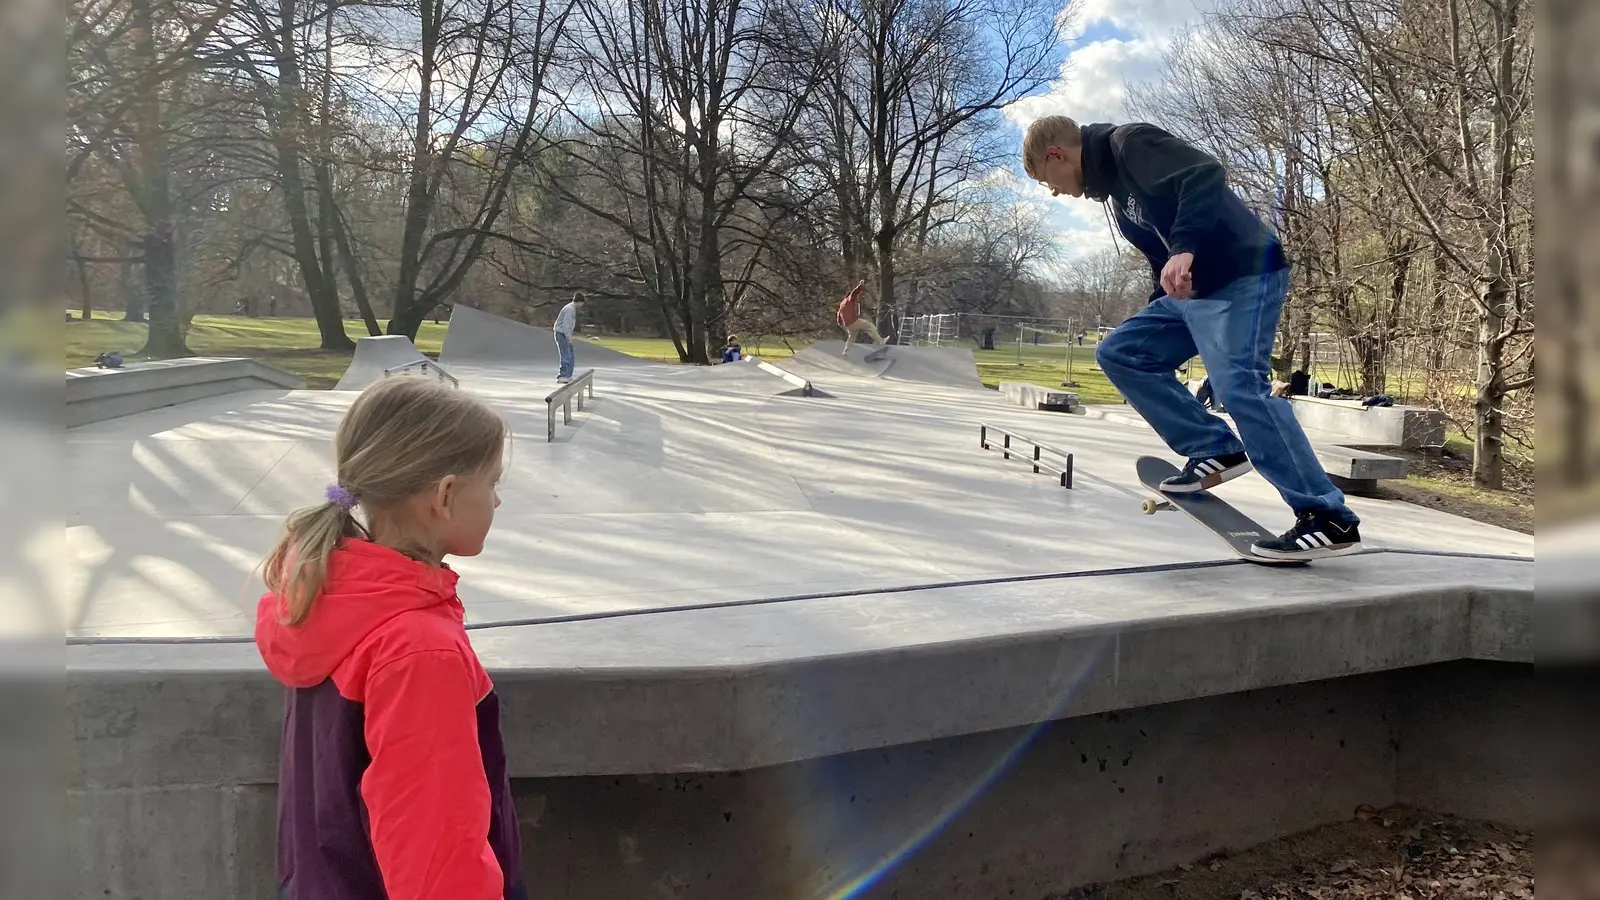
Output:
[440, 304, 652, 367]
[879, 344, 984, 389]
[333, 335, 432, 391]
[789, 340, 894, 379]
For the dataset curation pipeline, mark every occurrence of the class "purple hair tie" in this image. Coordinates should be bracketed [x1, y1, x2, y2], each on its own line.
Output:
[324, 484, 358, 511]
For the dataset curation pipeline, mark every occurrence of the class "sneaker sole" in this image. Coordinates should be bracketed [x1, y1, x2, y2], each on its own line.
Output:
[1249, 542, 1362, 561]
[1159, 461, 1253, 494]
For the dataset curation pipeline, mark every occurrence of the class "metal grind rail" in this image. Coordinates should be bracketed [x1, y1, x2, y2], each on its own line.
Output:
[979, 424, 1074, 488]
[545, 369, 595, 441]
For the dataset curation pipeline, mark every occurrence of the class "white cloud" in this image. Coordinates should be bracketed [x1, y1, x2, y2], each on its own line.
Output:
[1064, 0, 1204, 42]
[1007, 37, 1168, 128]
[999, 0, 1211, 261]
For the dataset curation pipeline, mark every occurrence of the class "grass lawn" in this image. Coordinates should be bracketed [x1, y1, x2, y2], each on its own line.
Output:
[972, 340, 1126, 405]
[67, 314, 448, 389]
[1371, 436, 1534, 534]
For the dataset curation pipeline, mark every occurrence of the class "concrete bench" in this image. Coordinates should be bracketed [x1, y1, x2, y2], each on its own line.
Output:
[1290, 396, 1445, 449]
[1315, 443, 1408, 492]
[65, 357, 304, 427]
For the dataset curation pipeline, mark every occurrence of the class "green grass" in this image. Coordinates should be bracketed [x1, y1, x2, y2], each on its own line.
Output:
[67, 313, 448, 389]
[973, 340, 1127, 405]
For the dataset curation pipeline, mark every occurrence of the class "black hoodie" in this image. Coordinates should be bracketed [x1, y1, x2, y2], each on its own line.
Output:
[1079, 122, 1287, 303]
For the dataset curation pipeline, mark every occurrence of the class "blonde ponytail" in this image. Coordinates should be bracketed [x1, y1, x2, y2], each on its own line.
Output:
[259, 376, 508, 626]
[263, 500, 365, 626]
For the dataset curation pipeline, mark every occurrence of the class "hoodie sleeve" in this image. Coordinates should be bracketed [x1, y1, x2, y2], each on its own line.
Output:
[1113, 124, 1228, 258]
[361, 648, 502, 900]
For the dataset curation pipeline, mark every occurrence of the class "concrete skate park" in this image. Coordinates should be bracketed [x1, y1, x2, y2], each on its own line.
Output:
[67, 306, 1534, 900]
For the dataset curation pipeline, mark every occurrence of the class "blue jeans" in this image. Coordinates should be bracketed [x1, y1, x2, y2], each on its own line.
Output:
[554, 331, 574, 378]
[1096, 268, 1356, 522]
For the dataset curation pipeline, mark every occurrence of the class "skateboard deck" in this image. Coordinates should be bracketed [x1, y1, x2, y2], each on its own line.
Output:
[1135, 456, 1306, 566]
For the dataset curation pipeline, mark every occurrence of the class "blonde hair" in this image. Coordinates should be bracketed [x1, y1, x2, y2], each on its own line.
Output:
[263, 376, 509, 625]
[1021, 115, 1082, 179]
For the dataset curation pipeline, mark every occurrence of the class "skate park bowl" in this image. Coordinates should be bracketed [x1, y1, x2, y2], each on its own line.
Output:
[66, 312, 1535, 900]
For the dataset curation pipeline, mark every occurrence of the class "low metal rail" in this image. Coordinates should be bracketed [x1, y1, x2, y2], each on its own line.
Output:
[979, 424, 1074, 488]
[383, 358, 459, 387]
[545, 369, 595, 441]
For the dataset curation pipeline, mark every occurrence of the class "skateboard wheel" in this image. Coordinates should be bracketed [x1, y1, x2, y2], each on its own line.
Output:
[1141, 499, 1158, 515]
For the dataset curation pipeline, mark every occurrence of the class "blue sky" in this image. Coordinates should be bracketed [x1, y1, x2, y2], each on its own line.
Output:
[1002, 0, 1207, 262]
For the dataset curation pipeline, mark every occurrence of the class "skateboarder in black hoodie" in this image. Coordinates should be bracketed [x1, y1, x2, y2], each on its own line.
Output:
[1022, 116, 1362, 560]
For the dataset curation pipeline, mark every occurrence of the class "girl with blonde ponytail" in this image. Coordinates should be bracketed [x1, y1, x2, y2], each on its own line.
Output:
[254, 376, 528, 900]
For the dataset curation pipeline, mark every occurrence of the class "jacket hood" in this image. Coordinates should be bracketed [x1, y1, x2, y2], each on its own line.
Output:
[1079, 122, 1119, 203]
[255, 539, 462, 688]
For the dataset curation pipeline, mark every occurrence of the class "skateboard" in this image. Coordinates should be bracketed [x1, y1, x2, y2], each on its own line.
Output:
[1135, 456, 1306, 566]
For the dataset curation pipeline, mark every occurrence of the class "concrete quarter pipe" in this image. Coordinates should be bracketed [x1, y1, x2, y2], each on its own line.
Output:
[440, 304, 654, 368]
[332, 335, 432, 391]
[784, 340, 984, 389]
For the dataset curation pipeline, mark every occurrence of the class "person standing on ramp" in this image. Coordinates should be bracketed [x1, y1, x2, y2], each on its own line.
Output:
[836, 280, 884, 353]
[553, 291, 585, 382]
[1021, 115, 1363, 561]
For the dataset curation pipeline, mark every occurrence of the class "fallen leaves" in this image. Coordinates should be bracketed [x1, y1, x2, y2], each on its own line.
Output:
[1242, 818, 1532, 900]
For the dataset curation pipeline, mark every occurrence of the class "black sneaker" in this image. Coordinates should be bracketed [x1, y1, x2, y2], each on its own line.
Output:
[1159, 452, 1252, 493]
[1251, 513, 1363, 560]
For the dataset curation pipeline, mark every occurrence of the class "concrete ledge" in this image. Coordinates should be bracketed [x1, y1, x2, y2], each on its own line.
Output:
[66, 358, 304, 427]
[1315, 444, 1407, 480]
[66, 551, 1530, 785]
[1291, 396, 1446, 449]
[1000, 381, 1080, 412]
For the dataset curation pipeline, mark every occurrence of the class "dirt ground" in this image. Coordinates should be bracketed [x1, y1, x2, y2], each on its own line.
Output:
[1051, 806, 1531, 900]
[1369, 445, 1534, 534]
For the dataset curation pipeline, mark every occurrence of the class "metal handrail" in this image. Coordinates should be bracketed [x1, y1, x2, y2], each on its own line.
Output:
[979, 423, 1074, 488]
[544, 370, 595, 441]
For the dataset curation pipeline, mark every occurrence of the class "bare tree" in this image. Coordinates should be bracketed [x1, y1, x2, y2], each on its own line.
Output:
[380, 0, 575, 337]
[1054, 246, 1144, 327]
[807, 0, 1067, 323]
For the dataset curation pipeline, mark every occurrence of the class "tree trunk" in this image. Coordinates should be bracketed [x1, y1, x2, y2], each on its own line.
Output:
[315, 0, 377, 337]
[268, 0, 353, 351]
[1473, 297, 1506, 490]
[120, 250, 146, 321]
[70, 231, 94, 319]
[139, 223, 187, 357]
[1356, 337, 1385, 396]
[130, 0, 188, 358]
[324, 176, 380, 336]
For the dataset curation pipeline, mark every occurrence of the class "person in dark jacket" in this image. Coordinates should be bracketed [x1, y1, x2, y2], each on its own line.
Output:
[256, 377, 526, 900]
[1022, 116, 1362, 560]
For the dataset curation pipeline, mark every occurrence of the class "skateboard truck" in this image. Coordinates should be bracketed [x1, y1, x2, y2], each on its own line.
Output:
[1140, 497, 1175, 515]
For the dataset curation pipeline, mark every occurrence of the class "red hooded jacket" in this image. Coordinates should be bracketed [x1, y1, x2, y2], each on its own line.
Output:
[837, 288, 862, 326]
[256, 539, 524, 900]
